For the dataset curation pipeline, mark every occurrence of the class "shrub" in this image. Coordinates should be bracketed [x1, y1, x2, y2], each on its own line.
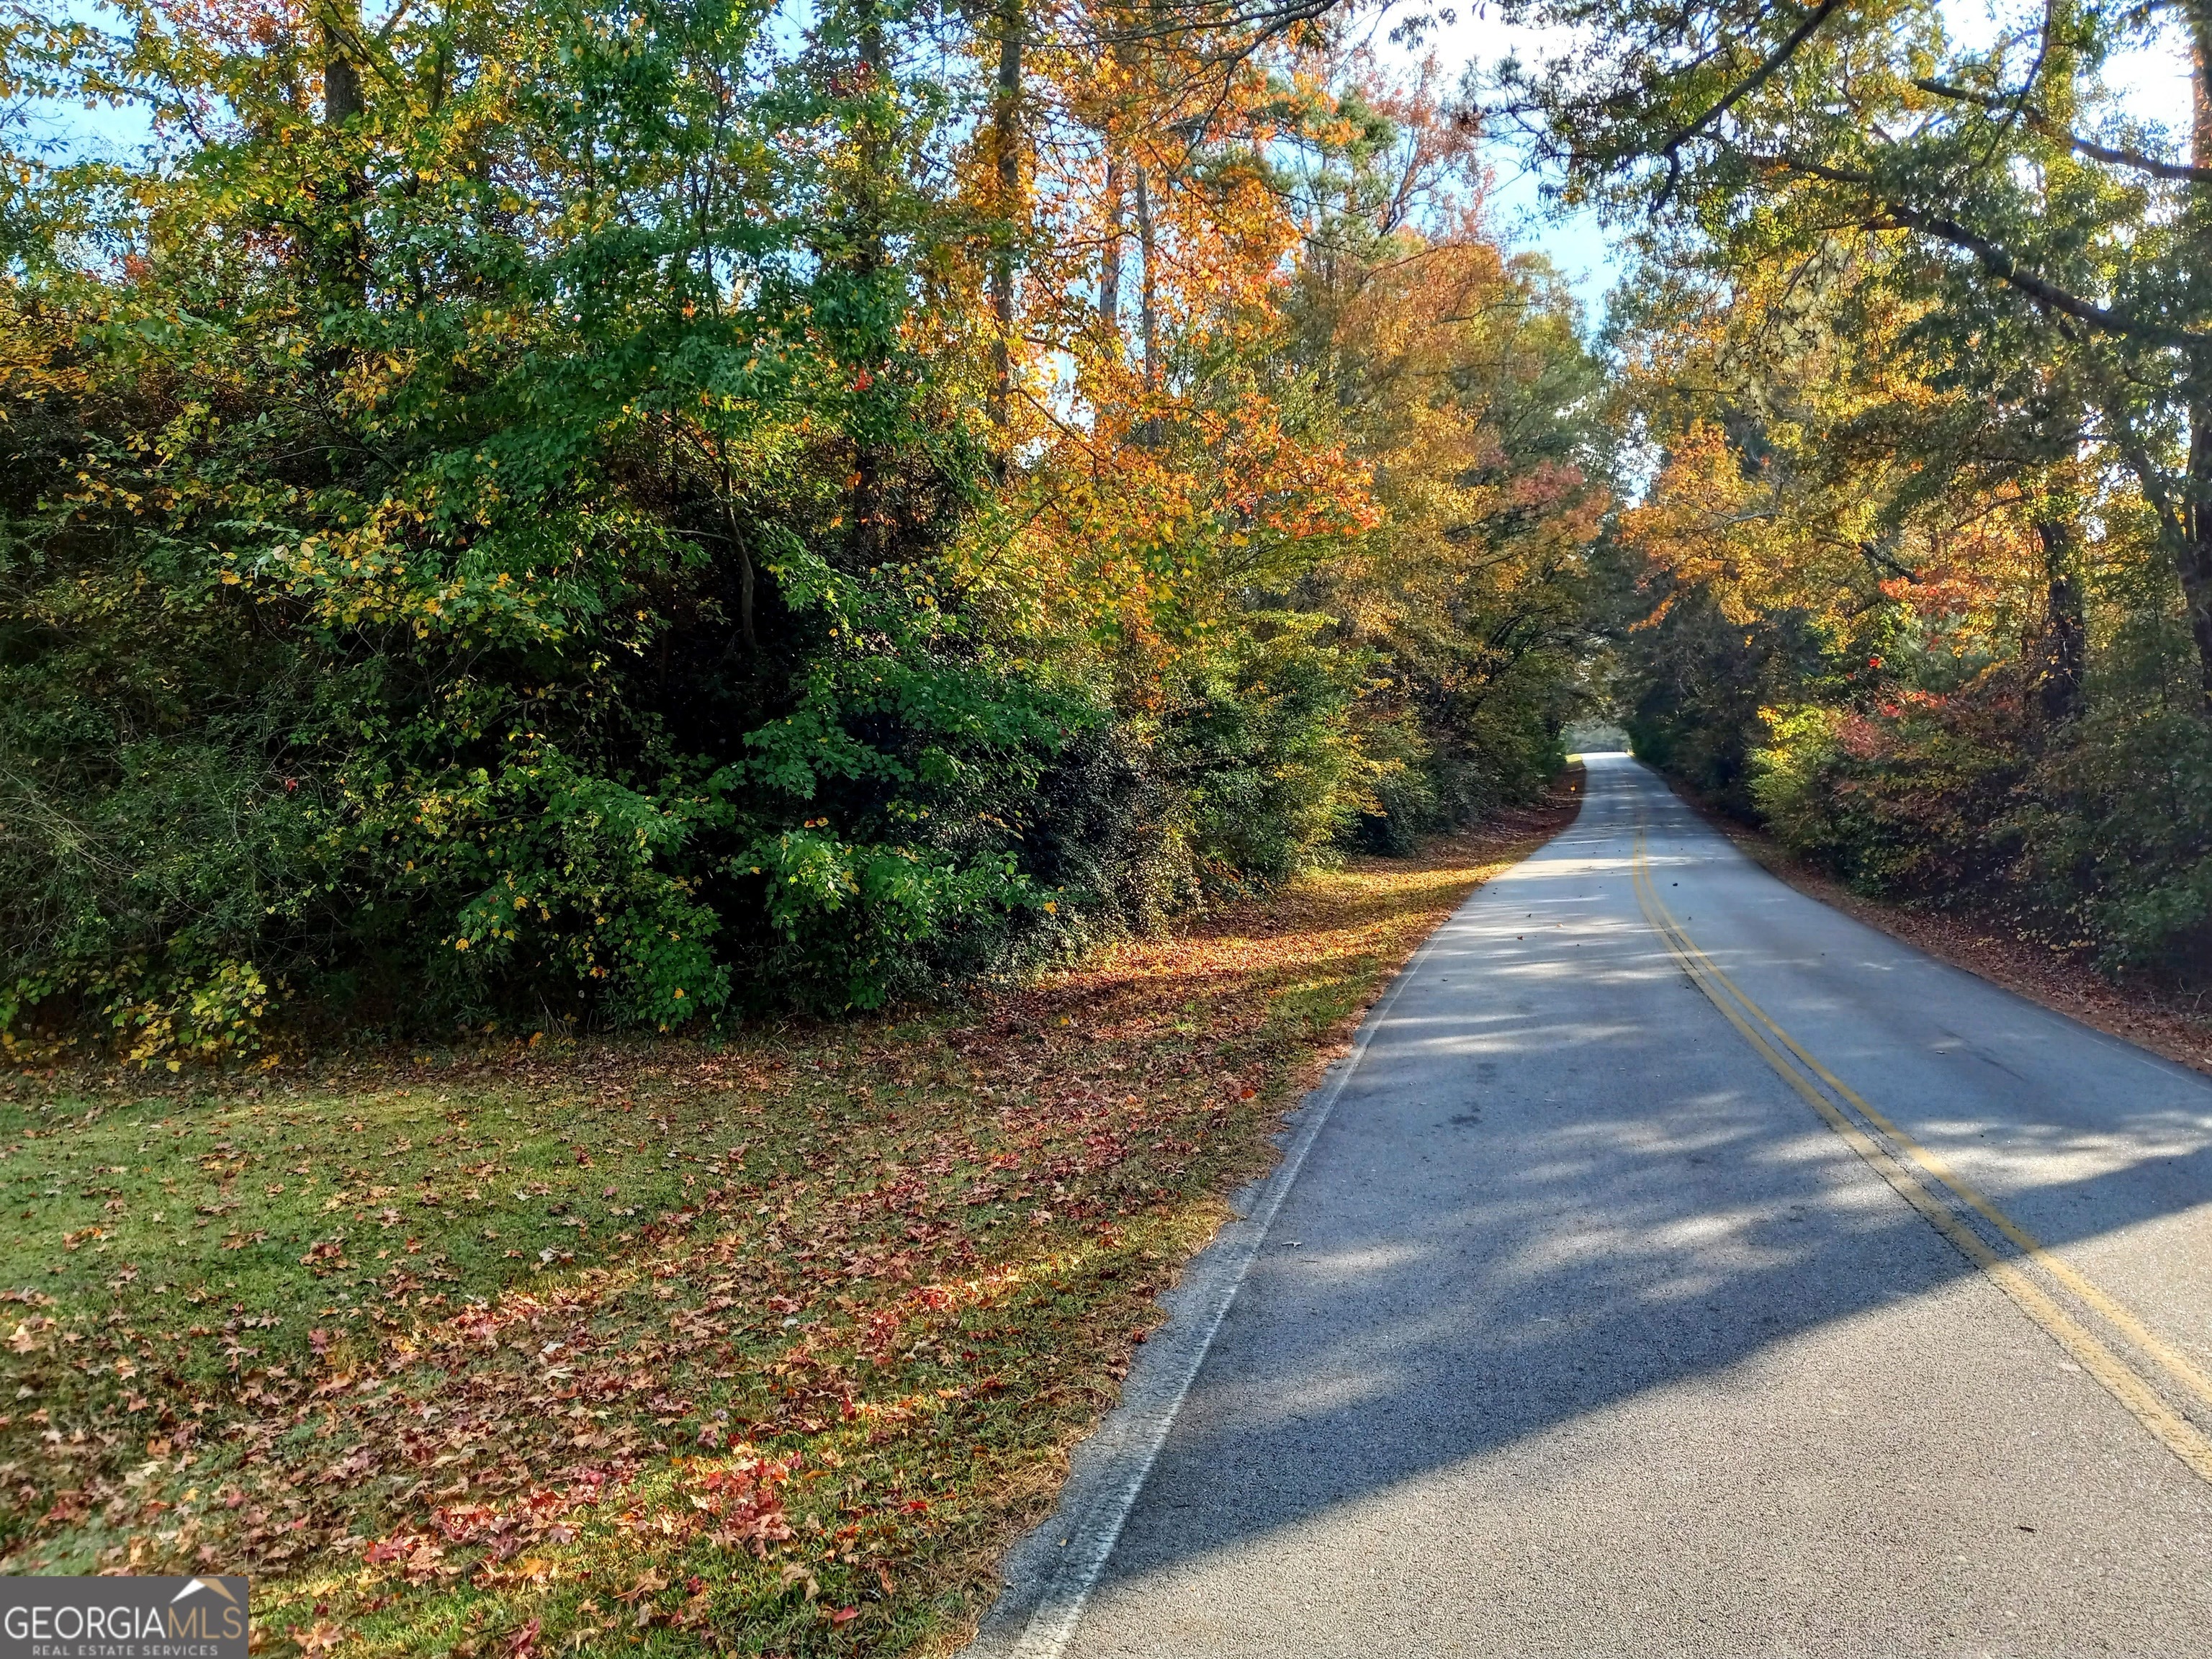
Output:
[2010, 708, 2212, 976]
[1161, 622, 1377, 886]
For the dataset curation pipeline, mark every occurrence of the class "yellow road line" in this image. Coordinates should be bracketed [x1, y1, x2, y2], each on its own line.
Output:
[1629, 826, 2212, 1485]
[1641, 848, 2212, 1419]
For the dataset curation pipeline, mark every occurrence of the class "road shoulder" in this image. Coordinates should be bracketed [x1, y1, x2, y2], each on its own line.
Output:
[1668, 778, 2212, 1081]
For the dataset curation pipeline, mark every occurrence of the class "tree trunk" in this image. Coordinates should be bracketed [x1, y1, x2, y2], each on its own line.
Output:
[320, 0, 362, 125]
[1133, 161, 1159, 389]
[2034, 518, 2086, 724]
[721, 482, 757, 652]
[1100, 147, 1125, 332]
[2180, 12, 2212, 709]
[854, 5, 886, 287]
[852, 0, 887, 564]
[987, 0, 1022, 431]
[317, 1, 367, 302]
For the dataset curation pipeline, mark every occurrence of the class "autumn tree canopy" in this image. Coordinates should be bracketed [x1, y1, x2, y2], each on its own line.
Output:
[0, 0, 1608, 1053]
[1501, 0, 2212, 974]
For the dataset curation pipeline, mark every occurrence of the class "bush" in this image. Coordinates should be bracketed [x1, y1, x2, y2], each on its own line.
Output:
[1739, 678, 2212, 981]
[2011, 708, 2212, 976]
[1748, 679, 2031, 896]
[1349, 718, 1439, 854]
[1161, 622, 1377, 886]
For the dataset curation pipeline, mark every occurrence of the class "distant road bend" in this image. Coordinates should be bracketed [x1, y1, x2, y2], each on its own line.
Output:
[971, 752, 2212, 1658]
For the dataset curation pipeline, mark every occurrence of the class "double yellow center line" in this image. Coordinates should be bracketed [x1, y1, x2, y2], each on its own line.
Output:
[1631, 823, 2212, 1485]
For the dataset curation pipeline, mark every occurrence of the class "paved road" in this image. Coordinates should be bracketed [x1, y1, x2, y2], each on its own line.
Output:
[971, 753, 2212, 1658]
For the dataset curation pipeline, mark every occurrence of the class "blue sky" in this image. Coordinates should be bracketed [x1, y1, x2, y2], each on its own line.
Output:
[22, 0, 2200, 328]
[1378, 1, 2198, 323]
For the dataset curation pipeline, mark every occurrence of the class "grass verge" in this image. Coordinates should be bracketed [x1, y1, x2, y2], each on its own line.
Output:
[0, 783, 1579, 1658]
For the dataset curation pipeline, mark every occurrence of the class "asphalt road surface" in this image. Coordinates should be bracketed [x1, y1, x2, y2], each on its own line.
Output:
[969, 752, 2212, 1658]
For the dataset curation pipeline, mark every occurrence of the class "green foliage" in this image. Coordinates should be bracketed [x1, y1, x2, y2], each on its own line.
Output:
[1615, 524, 2212, 979]
[1164, 622, 1377, 885]
[1347, 717, 1439, 854]
[0, 1, 1602, 1056]
[2013, 707, 2212, 975]
[1747, 688, 2032, 896]
[1617, 586, 1823, 817]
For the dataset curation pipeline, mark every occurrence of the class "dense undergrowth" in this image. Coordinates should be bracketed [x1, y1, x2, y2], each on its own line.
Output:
[1617, 556, 2212, 984]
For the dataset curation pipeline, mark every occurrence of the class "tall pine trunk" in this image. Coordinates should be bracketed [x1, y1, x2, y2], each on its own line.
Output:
[987, 0, 1022, 432]
[1133, 161, 1159, 388]
[851, 0, 889, 565]
[1100, 147, 1125, 332]
[2180, 12, 2212, 709]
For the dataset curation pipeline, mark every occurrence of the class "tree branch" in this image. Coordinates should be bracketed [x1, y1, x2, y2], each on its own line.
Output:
[1651, 0, 1847, 204]
[1913, 77, 2212, 182]
[1766, 158, 2210, 346]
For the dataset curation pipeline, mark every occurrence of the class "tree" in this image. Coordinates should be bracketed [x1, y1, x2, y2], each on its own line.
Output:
[0, 0, 1608, 1051]
[1494, 0, 2212, 707]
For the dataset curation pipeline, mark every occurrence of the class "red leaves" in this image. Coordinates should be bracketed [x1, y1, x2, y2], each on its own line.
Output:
[362, 1533, 447, 1583]
[300, 1240, 349, 1276]
[687, 1458, 797, 1556]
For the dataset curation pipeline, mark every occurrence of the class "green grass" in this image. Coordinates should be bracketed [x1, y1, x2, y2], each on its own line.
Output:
[0, 796, 1575, 1656]
[4, 1069, 730, 1403]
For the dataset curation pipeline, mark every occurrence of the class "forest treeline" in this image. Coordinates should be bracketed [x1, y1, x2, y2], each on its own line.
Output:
[0, 0, 1605, 1057]
[8, 0, 2211, 1063]
[1500, 0, 2212, 983]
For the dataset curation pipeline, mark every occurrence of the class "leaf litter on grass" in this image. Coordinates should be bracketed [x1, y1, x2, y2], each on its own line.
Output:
[0, 787, 1578, 1656]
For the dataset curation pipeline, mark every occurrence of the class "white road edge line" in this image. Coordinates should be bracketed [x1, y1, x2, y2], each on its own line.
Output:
[979, 894, 1475, 1659]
